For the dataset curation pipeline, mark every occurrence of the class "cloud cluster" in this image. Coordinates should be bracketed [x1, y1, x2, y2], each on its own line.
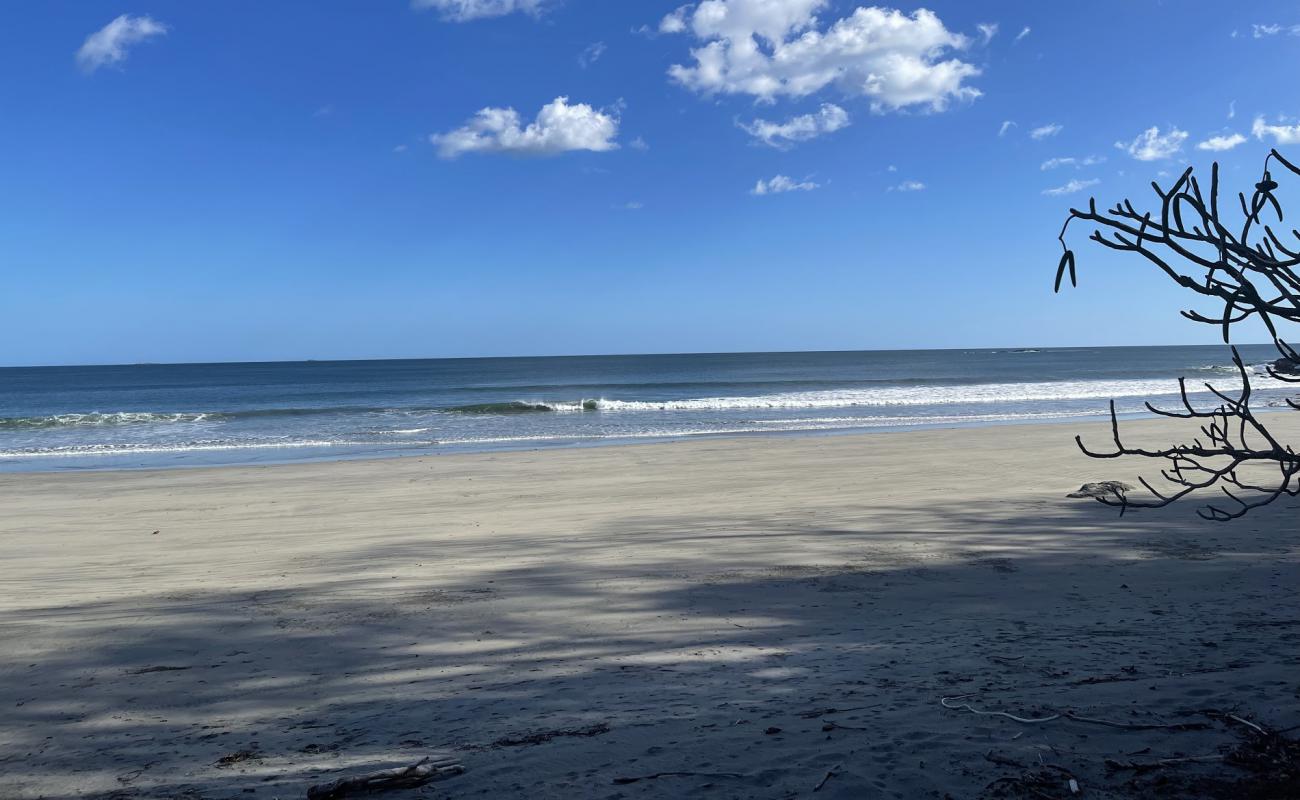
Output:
[431, 97, 620, 158]
[413, 0, 548, 21]
[739, 103, 849, 148]
[890, 180, 925, 192]
[1115, 126, 1187, 160]
[663, 1, 980, 111]
[751, 174, 819, 195]
[76, 14, 167, 73]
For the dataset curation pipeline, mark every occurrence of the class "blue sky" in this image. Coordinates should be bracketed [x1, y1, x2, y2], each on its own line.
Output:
[3, 1, 1300, 366]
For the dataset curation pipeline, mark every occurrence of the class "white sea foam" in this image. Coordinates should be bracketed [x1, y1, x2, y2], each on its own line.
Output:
[588, 375, 1288, 412]
[0, 439, 346, 459]
[0, 411, 222, 429]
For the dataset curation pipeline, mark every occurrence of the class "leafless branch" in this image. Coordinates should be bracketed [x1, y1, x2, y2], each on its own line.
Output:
[1057, 149, 1300, 519]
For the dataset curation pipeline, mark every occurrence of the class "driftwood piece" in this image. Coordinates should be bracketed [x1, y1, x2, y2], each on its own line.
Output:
[1105, 754, 1224, 773]
[1066, 482, 1134, 501]
[489, 722, 609, 748]
[306, 756, 464, 800]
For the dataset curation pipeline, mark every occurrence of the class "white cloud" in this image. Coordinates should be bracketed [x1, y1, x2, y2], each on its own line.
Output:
[664, 2, 981, 111]
[578, 41, 606, 68]
[998, 120, 1016, 137]
[1251, 23, 1300, 38]
[629, 136, 649, 151]
[739, 103, 849, 148]
[76, 14, 167, 73]
[1228, 100, 1236, 119]
[660, 4, 691, 33]
[890, 179, 925, 192]
[1043, 178, 1100, 196]
[751, 174, 819, 195]
[412, 0, 548, 21]
[623, 201, 644, 210]
[1040, 155, 1105, 170]
[977, 23, 998, 44]
[1196, 132, 1247, 151]
[1253, 115, 1300, 145]
[431, 97, 620, 158]
[1115, 126, 1188, 160]
[1014, 26, 1030, 42]
[1029, 123, 1062, 140]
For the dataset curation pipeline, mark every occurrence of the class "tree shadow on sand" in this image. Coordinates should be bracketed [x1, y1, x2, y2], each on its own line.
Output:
[2, 497, 1297, 799]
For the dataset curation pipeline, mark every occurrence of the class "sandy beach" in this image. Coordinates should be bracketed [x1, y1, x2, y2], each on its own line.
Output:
[2, 418, 1297, 799]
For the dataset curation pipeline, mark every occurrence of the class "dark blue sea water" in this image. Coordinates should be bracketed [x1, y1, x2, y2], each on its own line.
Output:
[0, 345, 1292, 471]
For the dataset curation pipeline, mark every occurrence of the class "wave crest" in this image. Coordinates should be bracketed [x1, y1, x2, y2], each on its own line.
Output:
[0, 412, 224, 430]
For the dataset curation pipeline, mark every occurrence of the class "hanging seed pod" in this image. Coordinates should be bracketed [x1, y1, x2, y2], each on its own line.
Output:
[1054, 249, 1076, 293]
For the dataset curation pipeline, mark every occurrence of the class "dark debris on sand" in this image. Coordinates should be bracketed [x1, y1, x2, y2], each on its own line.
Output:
[978, 719, 1300, 799]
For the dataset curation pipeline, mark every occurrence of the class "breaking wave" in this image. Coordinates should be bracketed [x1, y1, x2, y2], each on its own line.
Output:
[446, 400, 598, 414]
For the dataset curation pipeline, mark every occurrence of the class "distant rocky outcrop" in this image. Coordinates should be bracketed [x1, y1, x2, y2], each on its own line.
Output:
[1270, 356, 1300, 376]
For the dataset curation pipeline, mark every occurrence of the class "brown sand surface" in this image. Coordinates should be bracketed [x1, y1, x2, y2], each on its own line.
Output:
[1, 417, 1297, 799]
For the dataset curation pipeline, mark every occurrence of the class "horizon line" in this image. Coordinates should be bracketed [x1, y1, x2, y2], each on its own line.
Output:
[0, 341, 1275, 371]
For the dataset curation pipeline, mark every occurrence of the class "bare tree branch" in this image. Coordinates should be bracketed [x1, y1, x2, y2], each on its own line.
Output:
[1057, 149, 1300, 519]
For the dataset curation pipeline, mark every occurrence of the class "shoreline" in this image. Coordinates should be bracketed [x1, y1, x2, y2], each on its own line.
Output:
[0, 405, 1279, 475]
[2, 415, 1296, 798]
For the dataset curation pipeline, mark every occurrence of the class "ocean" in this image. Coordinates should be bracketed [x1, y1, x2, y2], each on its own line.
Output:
[0, 345, 1292, 472]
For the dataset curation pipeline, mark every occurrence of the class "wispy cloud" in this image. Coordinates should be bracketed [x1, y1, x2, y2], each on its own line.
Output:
[1115, 126, 1187, 160]
[1043, 178, 1100, 196]
[431, 97, 619, 158]
[977, 23, 998, 44]
[890, 180, 926, 192]
[1040, 155, 1106, 170]
[1252, 116, 1300, 145]
[1196, 133, 1247, 151]
[739, 104, 850, 149]
[751, 175, 819, 196]
[1228, 100, 1236, 119]
[412, 0, 549, 21]
[1029, 123, 1063, 140]
[1252, 23, 1300, 38]
[1014, 26, 1031, 42]
[578, 41, 606, 68]
[76, 14, 167, 74]
[998, 120, 1016, 137]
